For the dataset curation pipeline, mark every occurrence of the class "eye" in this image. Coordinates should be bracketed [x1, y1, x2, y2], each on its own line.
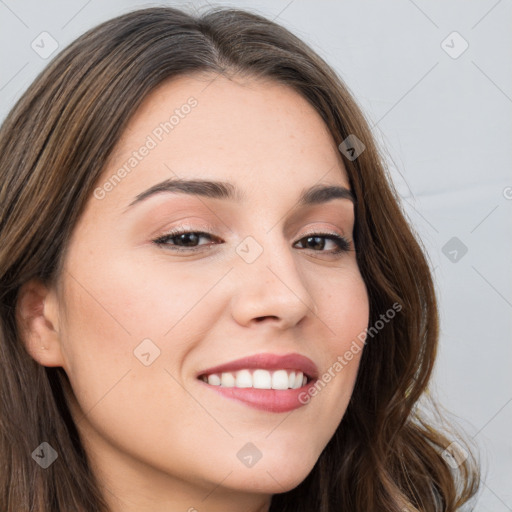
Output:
[153, 229, 219, 252]
[294, 232, 351, 254]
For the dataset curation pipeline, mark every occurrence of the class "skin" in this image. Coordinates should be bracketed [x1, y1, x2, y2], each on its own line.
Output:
[17, 74, 369, 512]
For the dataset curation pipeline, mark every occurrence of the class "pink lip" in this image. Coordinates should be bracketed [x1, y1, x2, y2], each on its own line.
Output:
[197, 352, 319, 413]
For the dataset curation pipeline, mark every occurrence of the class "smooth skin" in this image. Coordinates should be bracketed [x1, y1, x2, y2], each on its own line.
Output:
[17, 74, 370, 512]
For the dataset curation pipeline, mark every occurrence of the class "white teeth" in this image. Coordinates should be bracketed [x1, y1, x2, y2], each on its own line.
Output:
[272, 370, 290, 390]
[253, 369, 272, 389]
[221, 372, 235, 387]
[235, 369, 252, 388]
[207, 374, 221, 386]
[201, 369, 309, 389]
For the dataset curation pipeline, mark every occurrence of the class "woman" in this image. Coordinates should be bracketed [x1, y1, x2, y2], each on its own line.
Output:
[0, 6, 479, 512]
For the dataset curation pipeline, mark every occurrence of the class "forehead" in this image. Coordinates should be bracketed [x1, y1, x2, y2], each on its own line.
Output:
[93, 73, 350, 215]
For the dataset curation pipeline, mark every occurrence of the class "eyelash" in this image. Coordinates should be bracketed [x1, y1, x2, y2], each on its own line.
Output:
[152, 228, 352, 255]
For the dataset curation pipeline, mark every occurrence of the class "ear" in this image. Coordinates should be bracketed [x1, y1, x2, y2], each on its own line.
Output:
[15, 278, 66, 367]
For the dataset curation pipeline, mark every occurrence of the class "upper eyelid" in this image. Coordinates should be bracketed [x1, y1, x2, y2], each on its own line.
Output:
[156, 227, 348, 240]
[156, 219, 349, 237]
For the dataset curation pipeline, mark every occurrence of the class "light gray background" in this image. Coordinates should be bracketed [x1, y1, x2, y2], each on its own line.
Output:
[1, 0, 510, 509]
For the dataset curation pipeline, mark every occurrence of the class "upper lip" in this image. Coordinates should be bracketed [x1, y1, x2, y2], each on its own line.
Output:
[197, 352, 319, 380]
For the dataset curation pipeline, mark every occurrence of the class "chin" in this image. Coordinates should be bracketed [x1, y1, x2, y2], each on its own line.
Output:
[224, 458, 317, 494]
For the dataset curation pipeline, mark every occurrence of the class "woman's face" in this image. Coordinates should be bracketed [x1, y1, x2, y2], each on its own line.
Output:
[41, 74, 369, 510]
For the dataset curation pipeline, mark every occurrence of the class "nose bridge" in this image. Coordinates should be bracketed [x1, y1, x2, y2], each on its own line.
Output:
[230, 229, 317, 326]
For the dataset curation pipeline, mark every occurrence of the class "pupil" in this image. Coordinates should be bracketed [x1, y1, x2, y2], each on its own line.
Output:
[307, 236, 324, 250]
[179, 233, 198, 246]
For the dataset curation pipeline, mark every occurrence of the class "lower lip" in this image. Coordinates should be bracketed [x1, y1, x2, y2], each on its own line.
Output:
[199, 380, 317, 413]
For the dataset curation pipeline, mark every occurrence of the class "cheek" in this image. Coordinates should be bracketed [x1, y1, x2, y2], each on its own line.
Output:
[318, 264, 370, 348]
[57, 264, 208, 467]
[303, 265, 369, 415]
[58, 250, 227, 407]
[99, 250, 228, 337]
[63, 246, 219, 344]
[57, 275, 134, 412]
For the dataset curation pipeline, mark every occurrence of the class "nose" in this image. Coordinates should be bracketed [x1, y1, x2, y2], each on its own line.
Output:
[229, 235, 318, 330]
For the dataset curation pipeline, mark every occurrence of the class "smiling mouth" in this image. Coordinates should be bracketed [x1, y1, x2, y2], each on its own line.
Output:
[196, 352, 319, 412]
[198, 368, 311, 390]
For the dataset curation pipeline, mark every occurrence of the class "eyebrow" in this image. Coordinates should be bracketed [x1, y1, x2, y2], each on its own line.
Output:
[123, 178, 355, 213]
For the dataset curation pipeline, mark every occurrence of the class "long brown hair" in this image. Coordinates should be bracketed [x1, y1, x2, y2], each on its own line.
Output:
[0, 6, 480, 511]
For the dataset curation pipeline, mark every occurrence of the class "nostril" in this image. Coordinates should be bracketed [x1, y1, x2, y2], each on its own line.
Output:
[255, 315, 279, 322]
